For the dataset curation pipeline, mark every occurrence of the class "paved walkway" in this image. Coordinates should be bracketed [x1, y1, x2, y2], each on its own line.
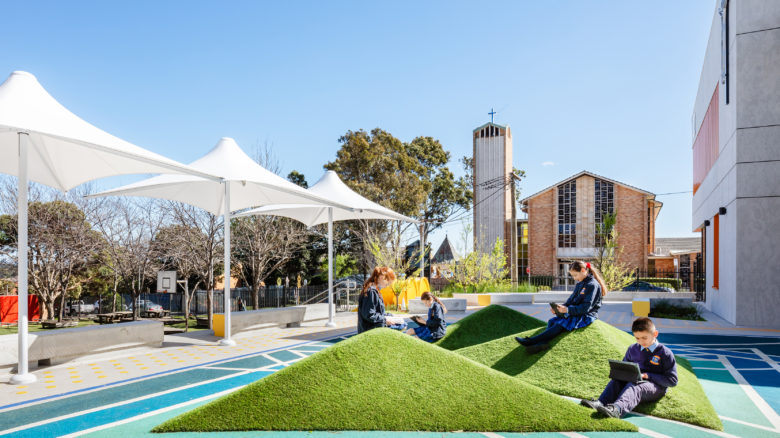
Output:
[0, 304, 778, 437]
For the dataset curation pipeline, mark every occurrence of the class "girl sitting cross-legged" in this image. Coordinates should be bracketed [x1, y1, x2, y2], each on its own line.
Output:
[406, 291, 447, 342]
[515, 260, 606, 353]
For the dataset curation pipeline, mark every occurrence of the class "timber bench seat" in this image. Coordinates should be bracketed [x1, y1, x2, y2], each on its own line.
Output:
[213, 307, 306, 337]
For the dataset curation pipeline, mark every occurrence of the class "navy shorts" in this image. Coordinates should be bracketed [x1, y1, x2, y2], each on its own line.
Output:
[413, 325, 435, 342]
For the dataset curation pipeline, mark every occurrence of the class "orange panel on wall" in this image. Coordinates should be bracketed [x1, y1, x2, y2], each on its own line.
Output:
[0, 295, 41, 323]
[693, 84, 719, 194]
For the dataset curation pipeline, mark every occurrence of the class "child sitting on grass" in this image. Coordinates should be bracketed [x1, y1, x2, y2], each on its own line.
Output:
[405, 291, 447, 342]
[581, 317, 678, 418]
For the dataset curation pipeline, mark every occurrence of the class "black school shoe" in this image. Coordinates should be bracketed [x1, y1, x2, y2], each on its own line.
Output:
[524, 343, 549, 354]
[580, 398, 602, 410]
[514, 336, 533, 346]
[596, 403, 622, 418]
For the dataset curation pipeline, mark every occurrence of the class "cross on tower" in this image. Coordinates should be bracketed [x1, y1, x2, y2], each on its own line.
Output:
[488, 108, 496, 123]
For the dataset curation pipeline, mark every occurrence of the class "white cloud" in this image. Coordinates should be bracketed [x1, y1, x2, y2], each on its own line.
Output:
[541, 161, 555, 167]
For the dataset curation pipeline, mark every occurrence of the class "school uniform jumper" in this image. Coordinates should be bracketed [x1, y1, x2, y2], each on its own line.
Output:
[357, 286, 386, 334]
[412, 302, 447, 342]
[527, 275, 602, 345]
[598, 342, 678, 415]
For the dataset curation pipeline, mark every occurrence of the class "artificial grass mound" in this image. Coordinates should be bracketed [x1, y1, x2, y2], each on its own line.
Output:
[435, 304, 546, 350]
[154, 328, 635, 433]
[456, 320, 723, 430]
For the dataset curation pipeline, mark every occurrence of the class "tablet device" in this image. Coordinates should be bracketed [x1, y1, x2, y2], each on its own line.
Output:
[549, 302, 565, 317]
[410, 315, 426, 325]
[608, 359, 645, 384]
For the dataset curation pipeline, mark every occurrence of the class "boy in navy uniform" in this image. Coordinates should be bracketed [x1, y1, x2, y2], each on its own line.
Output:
[581, 317, 678, 418]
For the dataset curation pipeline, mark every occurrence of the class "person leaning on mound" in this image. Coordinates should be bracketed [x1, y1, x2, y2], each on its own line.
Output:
[405, 291, 447, 342]
[515, 261, 606, 354]
[581, 317, 678, 418]
[357, 266, 407, 334]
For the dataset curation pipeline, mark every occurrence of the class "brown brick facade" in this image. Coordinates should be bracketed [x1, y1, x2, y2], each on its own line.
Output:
[615, 185, 647, 271]
[527, 188, 555, 275]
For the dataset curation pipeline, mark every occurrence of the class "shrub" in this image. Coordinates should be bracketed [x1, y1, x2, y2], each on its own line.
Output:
[638, 277, 682, 291]
[649, 299, 705, 321]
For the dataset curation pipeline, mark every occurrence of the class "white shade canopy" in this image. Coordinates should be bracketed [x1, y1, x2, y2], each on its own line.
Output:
[234, 170, 418, 225]
[90, 138, 350, 215]
[0, 71, 216, 191]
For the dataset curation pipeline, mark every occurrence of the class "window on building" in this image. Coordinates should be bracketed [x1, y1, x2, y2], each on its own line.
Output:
[647, 206, 651, 245]
[558, 180, 577, 248]
[594, 179, 614, 247]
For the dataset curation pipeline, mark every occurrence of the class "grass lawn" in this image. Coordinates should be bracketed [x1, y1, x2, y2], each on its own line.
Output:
[154, 329, 635, 433]
[0, 319, 97, 335]
[435, 304, 546, 350]
[456, 320, 722, 430]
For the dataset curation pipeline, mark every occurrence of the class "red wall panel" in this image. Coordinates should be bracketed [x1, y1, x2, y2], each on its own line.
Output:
[0, 295, 41, 323]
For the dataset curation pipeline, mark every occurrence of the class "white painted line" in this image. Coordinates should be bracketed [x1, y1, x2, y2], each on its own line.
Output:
[719, 355, 780, 431]
[693, 367, 775, 371]
[0, 369, 257, 435]
[629, 410, 741, 438]
[560, 432, 589, 438]
[636, 427, 674, 438]
[479, 433, 504, 438]
[61, 384, 245, 437]
[287, 350, 312, 359]
[201, 366, 255, 371]
[719, 415, 780, 433]
[751, 348, 780, 374]
[675, 342, 780, 346]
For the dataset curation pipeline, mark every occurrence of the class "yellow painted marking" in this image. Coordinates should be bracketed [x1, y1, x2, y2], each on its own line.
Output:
[16, 386, 27, 389]
[177, 360, 185, 363]
[88, 363, 96, 366]
[120, 371, 128, 374]
[158, 363, 167, 366]
[72, 380, 82, 383]
[69, 371, 78, 374]
[98, 376, 108, 379]
[140, 367, 149, 370]
[16, 391, 27, 395]
[45, 380, 54, 383]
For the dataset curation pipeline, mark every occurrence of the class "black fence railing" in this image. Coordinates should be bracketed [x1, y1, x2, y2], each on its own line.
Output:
[90, 285, 329, 316]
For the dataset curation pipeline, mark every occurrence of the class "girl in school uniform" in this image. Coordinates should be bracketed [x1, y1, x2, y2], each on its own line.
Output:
[406, 291, 447, 342]
[357, 266, 406, 334]
[515, 260, 606, 353]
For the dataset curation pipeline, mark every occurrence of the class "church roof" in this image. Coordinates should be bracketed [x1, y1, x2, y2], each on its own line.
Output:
[520, 170, 656, 204]
[651, 237, 701, 257]
[432, 235, 459, 263]
[472, 122, 507, 132]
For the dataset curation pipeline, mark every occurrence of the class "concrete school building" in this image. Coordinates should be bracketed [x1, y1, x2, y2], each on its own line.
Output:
[691, 2, 780, 329]
[520, 171, 662, 280]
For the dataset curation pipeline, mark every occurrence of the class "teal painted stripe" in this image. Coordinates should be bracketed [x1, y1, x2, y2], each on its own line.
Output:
[268, 350, 303, 363]
[695, 368, 774, 428]
[212, 354, 277, 370]
[6, 371, 269, 437]
[625, 415, 721, 437]
[0, 367, 239, 431]
[722, 418, 780, 438]
[687, 360, 725, 369]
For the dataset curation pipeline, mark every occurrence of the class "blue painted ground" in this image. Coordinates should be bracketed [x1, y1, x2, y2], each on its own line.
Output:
[0, 331, 778, 437]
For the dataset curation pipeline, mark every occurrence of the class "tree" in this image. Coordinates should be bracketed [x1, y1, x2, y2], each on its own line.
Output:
[594, 212, 631, 292]
[0, 200, 104, 320]
[316, 253, 357, 283]
[287, 170, 308, 188]
[447, 237, 507, 293]
[232, 215, 308, 309]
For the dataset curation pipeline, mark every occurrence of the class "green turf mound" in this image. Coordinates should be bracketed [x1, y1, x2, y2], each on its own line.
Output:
[154, 329, 635, 433]
[435, 304, 546, 350]
[456, 320, 722, 430]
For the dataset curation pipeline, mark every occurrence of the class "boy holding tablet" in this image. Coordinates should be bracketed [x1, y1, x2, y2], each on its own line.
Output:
[581, 317, 678, 418]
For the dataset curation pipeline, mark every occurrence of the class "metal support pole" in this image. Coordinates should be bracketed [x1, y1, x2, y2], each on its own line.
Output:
[326, 207, 336, 327]
[11, 133, 35, 385]
[510, 175, 518, 286]
[419, 223, 425, 278]
[218, 181, 235, 346]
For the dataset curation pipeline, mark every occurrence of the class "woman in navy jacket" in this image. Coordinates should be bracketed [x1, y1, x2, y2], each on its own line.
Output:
[357, 266, 398, 334]
[516, 261, 606, 353]
[406, 291, 447, 342]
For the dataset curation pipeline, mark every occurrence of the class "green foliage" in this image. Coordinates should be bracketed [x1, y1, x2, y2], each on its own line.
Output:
[436, 305, 546, 350]
[316, 253, 357, 283]
[639, 277, 682, 291]
[443, 281, 538, 294]
[446, 238, 507, 292]
[286, 170, 308, 188]
[650, 300, 705, 321]
[367, 236, 419, 278]
[594, 212, 632, 292]
[456, 321, 722, 430]
[154, 329, 634, 433]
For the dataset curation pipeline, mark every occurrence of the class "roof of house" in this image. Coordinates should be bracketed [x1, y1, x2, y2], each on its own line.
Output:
[652, 237, 701, 257]
[432, 235, 459, 263]
[520, 170, 655, 203]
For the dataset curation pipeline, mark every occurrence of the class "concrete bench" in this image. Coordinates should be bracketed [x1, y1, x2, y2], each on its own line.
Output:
[213, 306, 306, 337]
[408, 298, 467, 314]
[452, 293, 535, 306]
[0, 320, 163, 369]
[632, 298, 650, 317]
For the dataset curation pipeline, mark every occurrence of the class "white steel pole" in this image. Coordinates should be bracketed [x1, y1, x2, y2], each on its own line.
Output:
[419, 223, 425, 278]
[218, 181, 235, 346]
[11, 133, 35, 385]
[325, 207, 336, 327]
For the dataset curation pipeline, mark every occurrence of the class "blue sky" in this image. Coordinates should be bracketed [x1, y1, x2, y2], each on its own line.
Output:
[1, 0, 716, 251]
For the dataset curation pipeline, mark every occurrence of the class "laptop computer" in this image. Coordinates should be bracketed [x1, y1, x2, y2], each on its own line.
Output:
[608, 360, 645, 384]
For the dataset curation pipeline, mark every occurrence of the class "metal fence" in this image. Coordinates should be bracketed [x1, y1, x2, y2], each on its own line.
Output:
[92, 285, 333, 316]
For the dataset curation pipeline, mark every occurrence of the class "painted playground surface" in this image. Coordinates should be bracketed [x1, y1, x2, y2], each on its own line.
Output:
[0, 305, 778, 438]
